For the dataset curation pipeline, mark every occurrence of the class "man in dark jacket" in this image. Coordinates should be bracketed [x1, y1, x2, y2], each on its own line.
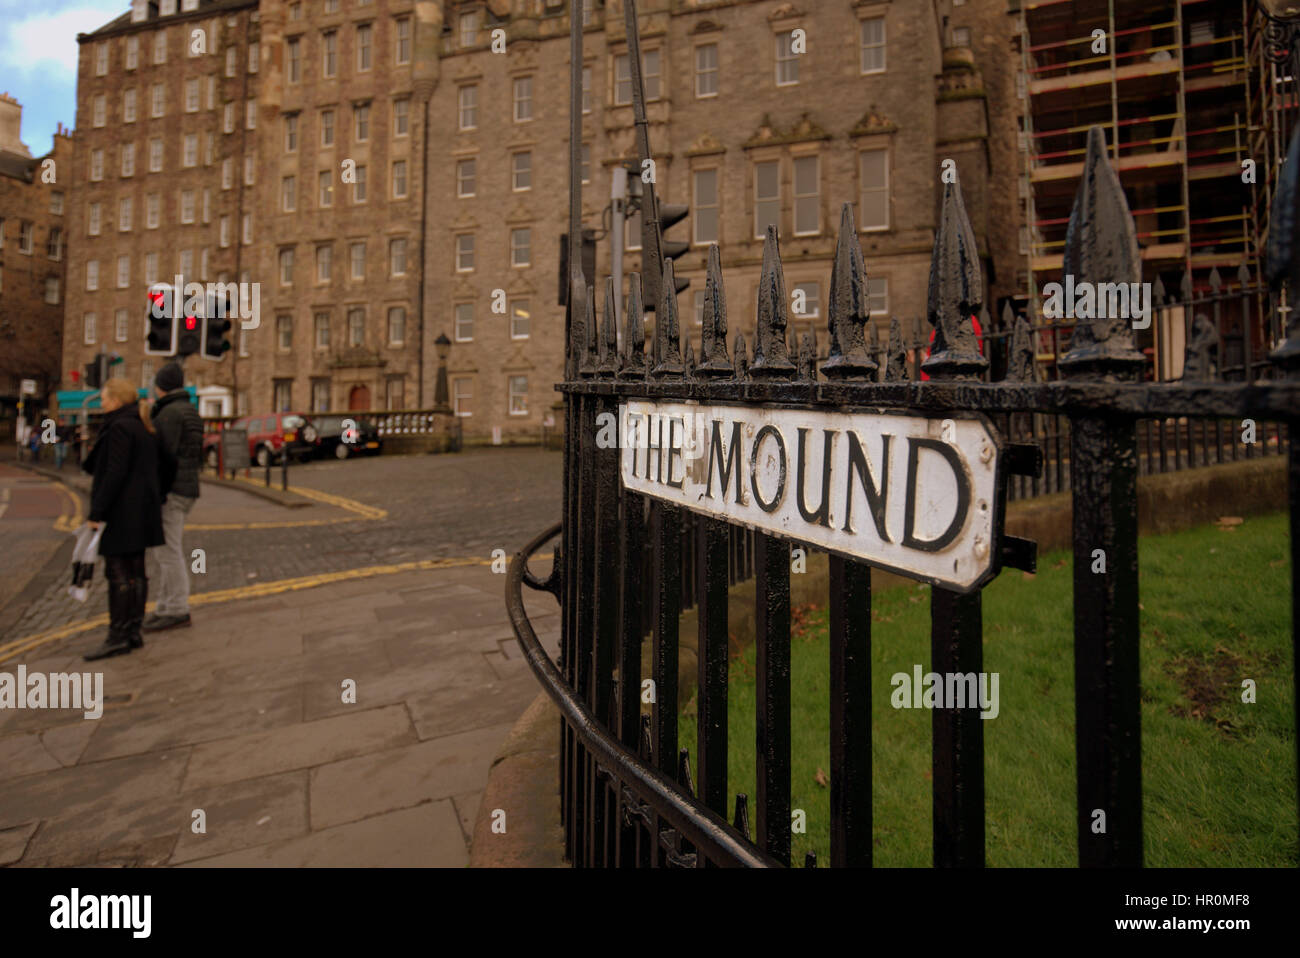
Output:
[144, 362, 204, 631]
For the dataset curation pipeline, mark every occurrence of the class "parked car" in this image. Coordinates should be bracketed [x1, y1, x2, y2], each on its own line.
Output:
[305, 414, 383, 460]
[202, 412, 317, 468]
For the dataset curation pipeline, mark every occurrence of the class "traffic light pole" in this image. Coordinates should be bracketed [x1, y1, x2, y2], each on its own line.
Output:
[623, 0, 667, 316]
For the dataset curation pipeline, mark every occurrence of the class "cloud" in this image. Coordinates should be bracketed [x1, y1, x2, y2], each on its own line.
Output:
[0, 3, 128, 81]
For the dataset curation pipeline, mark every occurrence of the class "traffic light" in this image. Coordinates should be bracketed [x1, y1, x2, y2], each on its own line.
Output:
[83, 359, 102, 390]
[145, 285, 177, 356]
[558, 229, 597, 307]
[177, 295, 201, 358]
[643, 197, 691, 310]
[202, 290, 233, 361]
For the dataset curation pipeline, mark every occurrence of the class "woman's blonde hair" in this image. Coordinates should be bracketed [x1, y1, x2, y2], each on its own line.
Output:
[101, 379, 155, 434]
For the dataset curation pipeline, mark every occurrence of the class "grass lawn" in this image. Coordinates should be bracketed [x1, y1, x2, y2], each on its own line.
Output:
[678, 512, 1295, 867]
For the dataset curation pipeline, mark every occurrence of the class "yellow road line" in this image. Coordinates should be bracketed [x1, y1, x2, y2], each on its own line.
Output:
[184, 476, 388, 530]
[0, 552, 552, 665]
[51, 480, 84, 532]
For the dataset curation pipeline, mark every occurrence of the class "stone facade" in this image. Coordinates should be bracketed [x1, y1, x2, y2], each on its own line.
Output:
[0, 96, 71, 420]
[64, 0, 1020, 439]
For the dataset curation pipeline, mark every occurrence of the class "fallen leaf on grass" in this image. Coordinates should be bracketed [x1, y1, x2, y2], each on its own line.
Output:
[1022, 571, 1037, 580]
[814, 768, 829, 788]
[1216, 516, 1243, 527]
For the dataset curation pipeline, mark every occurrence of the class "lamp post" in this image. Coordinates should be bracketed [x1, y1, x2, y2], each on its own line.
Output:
[433, 332, 451, 414]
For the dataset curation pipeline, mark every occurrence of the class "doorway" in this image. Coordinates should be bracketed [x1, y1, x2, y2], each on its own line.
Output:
[348, 385, 371, 410]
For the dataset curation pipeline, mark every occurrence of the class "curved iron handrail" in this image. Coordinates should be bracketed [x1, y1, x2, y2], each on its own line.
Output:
[506, 521, 780, 868]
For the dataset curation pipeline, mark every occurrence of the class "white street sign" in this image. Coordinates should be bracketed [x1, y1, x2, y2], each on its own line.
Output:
[20, 379, 37, 395]
[619, 400, 1002, 592]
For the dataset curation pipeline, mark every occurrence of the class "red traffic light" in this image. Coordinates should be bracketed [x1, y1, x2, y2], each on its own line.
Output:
[70, 369, 80, 383]
[185, 315, 198, 330]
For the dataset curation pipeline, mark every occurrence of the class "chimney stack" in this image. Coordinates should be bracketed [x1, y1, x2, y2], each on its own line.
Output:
[0, 93, 31, 157]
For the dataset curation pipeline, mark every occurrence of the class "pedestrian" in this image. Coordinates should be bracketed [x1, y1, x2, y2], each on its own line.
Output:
[82, 379, 166, 661]
[53, 419, 68, 470]
[144, 362, 203, 632]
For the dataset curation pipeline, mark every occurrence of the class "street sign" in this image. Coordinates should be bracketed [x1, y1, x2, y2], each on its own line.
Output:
[619, 400, 1003, 592]
[20, 379, 37, 395]
[220, 429, 251, 471]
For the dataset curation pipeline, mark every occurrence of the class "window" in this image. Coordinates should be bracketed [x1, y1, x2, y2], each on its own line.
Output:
[353, 165, 367, 203]
[121, 143, 136, 177]
[776, 31, 800, 86]
[149, 138, 163, 172]
[18, 222, 32, 254]
[392, 160, 408, 198]
[145, 252, 158, 285]
[316, 244, 332, 282]
[693, 168, 719, 245]
[792, 282, 820, 319]
[93, 95, 106, 128]
[582, 0, 595, 26]
[323, 31, 337, 77]
[861, 17, 886, 73]
[393, 97, 410, 136]
[117, 255, 131, 288]
[249, 43, 259, 73]
[386, 378, 404, 410]
[354, 103, 370, 141]
[357, 24, 372, 71]
[225, 46, 237, 77]
[312, 380, 330, 411]
[151, 84, 165, 118]
[119, 197, 133, 231]
[277, 315, 293, 350]
[88, 203, 101, 236]
[274, 381, 292, 412]
[951, 27, 971, 48]
[626, 205, 641, 250]
[859, 150, 889, 231]
[84, 313, 97, 344]
[86, 261, 99, 292]
[181, 189, 195, 223]
[614, 51, 660, 105]
[457, 158, 476, 197]
[126, 36, 139, 70]
[200, 248, 209, 278]
[458, 86, 477, 130]
[456, 234, 474, 272]
[287, 38, 301, 83]
[395, 17, 411, 64]
[223, 102, 234, 133]
[205, 134, 214, 166]
[141, 360, 155, 390]
[696, 44, 719, 97]
[290, 2, 302, 19]
[123, 89, 137, 123]
[793, 155, 820, 235]
[154, 30, 167, 65]
[867, 276, 888, 315]
[512, 152, 531, 191]
[460, 12, 477, 47]
[91, 149, 103, 181]
[582, 66, 592, 113]
[350, 242, 366, 279]
[279, 247, 295, 285]
[319, 170, 333, 207]
[183, 133, 198, 168]
[285, 115, 299, 152]
[45, 277, 60, 305]
[581, 145, 591, 184]
[47, 228, 62, 260]
[508, 376, 528, 415]
[185, 79, 200, 113]
[454, 303, 473, 341]
[387, 307, 406, 346]
[755, 160, 780, 238]
[510, 300, 530, 339]
[511, 228, 531, 267]
[245, 99, 257, 130]
[222, 158, 233, 189]
[147, 194, 160, 229]
[694, 289, 706, 325]
[321, 109, 335, 146]
[389, 237, 407, 276]
[324, 0, 338, 11]
[115, 308, 129, 342]
[643, 49, 661, 100]
[314, 313, 330, 348]
[96, 42, 108, 75]
[348, 307, 365, 346]
[206, 76, 216, 110]
[513, 76, 533, 122]
[453, 378, 472, 417]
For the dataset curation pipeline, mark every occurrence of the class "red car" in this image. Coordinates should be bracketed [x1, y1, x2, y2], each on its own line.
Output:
[204, 412, 318, 468]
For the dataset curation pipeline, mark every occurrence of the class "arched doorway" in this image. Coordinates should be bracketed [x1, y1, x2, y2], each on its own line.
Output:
[348, 385, 370, 410]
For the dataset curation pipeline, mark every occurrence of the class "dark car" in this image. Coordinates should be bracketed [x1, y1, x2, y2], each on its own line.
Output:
[203, 412, 317, 468]
[306, 414, 383, 460]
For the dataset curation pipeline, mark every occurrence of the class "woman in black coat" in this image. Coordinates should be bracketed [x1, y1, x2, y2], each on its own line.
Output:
[82, 378, 166, 661]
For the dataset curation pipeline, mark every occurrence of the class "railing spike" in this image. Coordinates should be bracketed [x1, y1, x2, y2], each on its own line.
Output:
[678, 748, 696, 798]
[734, 331, 749, 381]
[696, 244, 733, 377]
[620, 272, 648, 380]
[1058, 126, 1146, 380]
[652, 259, 685, 378]
[922, 169, 988, 381]
[1005, 315, 1035, 383]
[640, 713, 653, 765]
[750, 225, 796, 379]
[884, 315, 910, 382]
[798, 332, 816, 381]
[683, 340, 696, 378]
[1236, 261, 1251, 288]
[1180, 270, 1194, 304]
[1153, 274, 1167, 304]
[597, 276, 620, 377]
[822, 203, 877, 380]
[733, 793, 751, 841]
[1208, 267, 1222, 293]
[1182, 312, 1217, 381]
[1001, 300, 1014, 331]
[579, 284, 599, 377]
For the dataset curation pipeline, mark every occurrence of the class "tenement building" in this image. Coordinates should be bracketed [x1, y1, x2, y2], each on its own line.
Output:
[66, 0, 1020, 439]
[0, 95, 71, 429]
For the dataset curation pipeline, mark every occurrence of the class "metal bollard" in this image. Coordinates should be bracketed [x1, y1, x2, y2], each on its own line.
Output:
[281, 448, 288, 492]
[265, 456, 271, 488]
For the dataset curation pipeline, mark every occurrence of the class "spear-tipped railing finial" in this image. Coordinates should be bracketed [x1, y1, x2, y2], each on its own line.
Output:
[921, 170, 988, 381]
[696, 245, 733, 377]
[750, 226, 796, 379]
[821, 204, 878, 380]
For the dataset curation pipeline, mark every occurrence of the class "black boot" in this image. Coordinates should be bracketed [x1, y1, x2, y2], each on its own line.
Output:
[84, 555, 145, 661]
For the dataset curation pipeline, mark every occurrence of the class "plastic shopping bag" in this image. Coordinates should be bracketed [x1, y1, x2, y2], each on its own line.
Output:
[68, 523, 105, 603]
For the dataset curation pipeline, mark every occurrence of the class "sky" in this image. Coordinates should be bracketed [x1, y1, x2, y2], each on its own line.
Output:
[0, 0, 129, 156]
